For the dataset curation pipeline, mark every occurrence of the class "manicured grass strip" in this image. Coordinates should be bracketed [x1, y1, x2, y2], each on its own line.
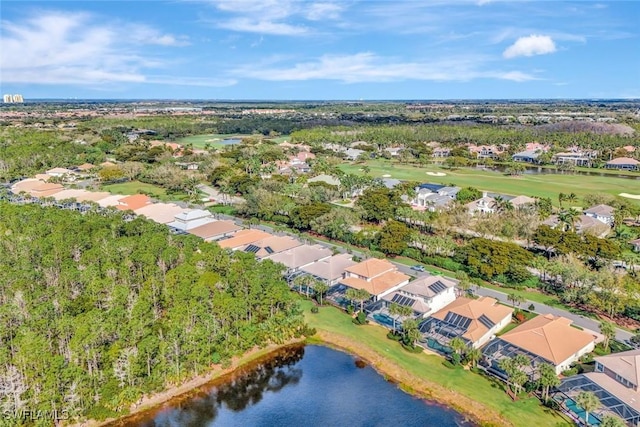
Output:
[302, 301, 571, 427]
[339, 159, 640, 205]
[101, 181, 187, 202]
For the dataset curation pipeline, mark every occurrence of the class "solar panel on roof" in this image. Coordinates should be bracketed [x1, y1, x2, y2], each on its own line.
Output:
[428, 281, 447, 294]
[444, 312, 471, 330]
[245, 244, 260, 253]
[478, 314, 495, 329]
[391, 293, 415, 307]
[265, 246, 274, 254]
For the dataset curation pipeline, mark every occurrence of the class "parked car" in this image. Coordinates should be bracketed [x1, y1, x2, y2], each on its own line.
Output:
[411, 265, 426, 272]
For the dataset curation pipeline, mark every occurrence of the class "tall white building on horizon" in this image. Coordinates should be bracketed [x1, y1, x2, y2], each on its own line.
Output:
[3, 94, 24, 103]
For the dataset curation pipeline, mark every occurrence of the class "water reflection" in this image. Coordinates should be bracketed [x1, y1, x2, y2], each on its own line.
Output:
[127, 346, 473, 427]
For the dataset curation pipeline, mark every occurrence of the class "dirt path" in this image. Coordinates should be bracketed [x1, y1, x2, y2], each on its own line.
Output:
[312, 330, 512, 427]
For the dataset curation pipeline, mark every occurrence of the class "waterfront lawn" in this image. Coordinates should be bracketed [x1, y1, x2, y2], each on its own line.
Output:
[338, 159, 640, 205]
[302, 300, 571, 427]
[176, 134, 290, 148]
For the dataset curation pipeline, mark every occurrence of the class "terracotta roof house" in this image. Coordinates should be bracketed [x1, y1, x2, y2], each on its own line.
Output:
[217, 229, 273, 250]
[339, 259, 410, 300]
[584, 204, 615, 225]
[606, 157, 639, 171]
[266, 244, 333, 274]
[75, 163, 95, 172]
[96, 195, 126, 208]
[555, 349, 640, 426]
[11, 178, 48, 194]
[622, 145, 636, 153]
[29, 182, 65, 198]
[100, 161, 117, 167]
[509, 195, 537, 209]
[116, 194, 152, 211]
[239, 235, 302, 258]
[74, 191, 112, 203]
[34, 174, 52, 182]
[50, 189, 91, 201]
[543, 213, 611, 236]
[299, 253, 357, 285]
[375, 275, 457, 318]
[167, 209, 214, 231]
[136, 203, 190, 225]
[482, 314, 596, 379]
[418, 297, 513, 350]
[187, 220, 241, 242]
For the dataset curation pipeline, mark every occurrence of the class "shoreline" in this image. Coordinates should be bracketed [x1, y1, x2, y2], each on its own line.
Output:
[83, 331, 504, 427]
[307, 330, 510, 427]
[82, 339, 304, 427]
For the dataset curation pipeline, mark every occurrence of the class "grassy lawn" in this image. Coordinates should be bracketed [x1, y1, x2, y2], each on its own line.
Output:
[302, 300, 570, 427]
[339, 159, 640, 205]
[176, 134, 290, 148]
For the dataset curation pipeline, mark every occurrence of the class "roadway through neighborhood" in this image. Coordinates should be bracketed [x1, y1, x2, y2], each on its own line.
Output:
[217, 212, 634, 344]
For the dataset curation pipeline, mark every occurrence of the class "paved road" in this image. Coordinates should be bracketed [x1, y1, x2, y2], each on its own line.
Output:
[218, 213, 634, 344]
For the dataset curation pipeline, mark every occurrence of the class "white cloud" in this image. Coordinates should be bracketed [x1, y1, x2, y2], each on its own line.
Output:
[0, 10, 232, 87]
[233, 52, 538, 83]
[503, 34, 557, 58]
[206, 0, 341, 35]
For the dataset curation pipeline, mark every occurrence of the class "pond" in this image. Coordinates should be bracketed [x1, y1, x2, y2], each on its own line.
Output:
[489, 164, 640, 180]
[120, 345, 473, 427]
[220, 138, 242, 145]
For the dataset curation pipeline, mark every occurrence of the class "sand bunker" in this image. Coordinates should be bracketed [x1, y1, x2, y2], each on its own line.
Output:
[382, 174, 392, 178]
[426, 172, 447, 177]
[619, 193, 640, 200]
[205, 138, 221, 142]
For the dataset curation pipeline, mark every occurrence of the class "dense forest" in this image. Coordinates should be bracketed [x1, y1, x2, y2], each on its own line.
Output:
[0, 203, 305, 422]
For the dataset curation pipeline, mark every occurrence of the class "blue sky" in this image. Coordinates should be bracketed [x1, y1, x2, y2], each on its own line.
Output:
[0, 1, 638, 100]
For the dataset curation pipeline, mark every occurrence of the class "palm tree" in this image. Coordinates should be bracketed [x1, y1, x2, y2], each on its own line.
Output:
[314, 282, 329, 306]
[565, 192, 578, 206]
[600, 414, 626, 427]
[449, 337, 467, 357]
[388, 303, 413, 333]
[466, 347, 482, 368]
[491, 196, 513, 214]
[575, 391, 600, 426]
[558, 208, 580, 232]
[599, 321, 616, 351]
[345, 288, 371, 313]
[558, 192, 566, 207]
[507, 292, 524, 308]
[537, 363, 560, 402]
[401, 318, 422, 348]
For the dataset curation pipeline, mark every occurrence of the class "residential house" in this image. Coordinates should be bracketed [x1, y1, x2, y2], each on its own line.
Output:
[606, 157, 639, 171]
[136, 203, 190, 225]
[482, 314, 596, 380]
[372, 275, 457, 319]
[74, 191, 112, 203]
[187, 220, 242, 242]
[299, 253, 357, 286]
[50, 189, 91, 201]
[96, 195, 126, 208]
[512, 149, 542, 163]
[11, 178, 48, 194]
[175, 162, 200, 170]
[381, 178, 402, 189]
[384, 147, 403, 157]
[509, 195, 537, 210]
[344, 148, 365, 161]
[29, 182, 65, 198]
[74, 163, 95, 173]
[584, 204, 615, 226]
[418, 297, 513, 350]
[413, 186, 459, 211]
[543, 214, 611, 236]
[46, 167, 76, 178]
[115, 194, 152, 211]
[289, 151, 316, 164]
[167, 209, 215, 231]
[432, 147, 451, 158]
[217, 229, 273, 250]
[555, 349, 640, 426]
[553, 151, 595, 167]
[338, 258, 410, 301]
[465, 192, 496, 215]
[265, 244, 333, 275]
[469, 145, 503, 159]
[239, 235, 302, 258]
[630, 238, 640, 252]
